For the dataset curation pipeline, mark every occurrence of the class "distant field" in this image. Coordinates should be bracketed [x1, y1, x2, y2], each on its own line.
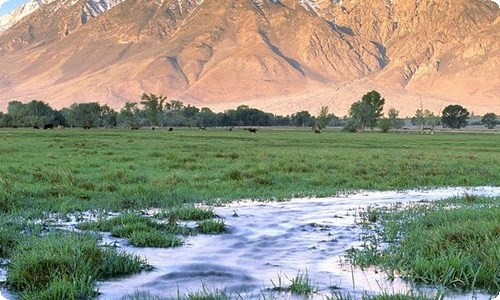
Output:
[1, 127, 499, 214]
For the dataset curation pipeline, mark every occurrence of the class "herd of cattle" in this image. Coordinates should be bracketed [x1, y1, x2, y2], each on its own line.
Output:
[29, 124, 322, 133]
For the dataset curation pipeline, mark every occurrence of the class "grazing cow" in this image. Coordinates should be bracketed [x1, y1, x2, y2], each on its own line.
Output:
[228, 127, 233, 131]
[199, 126, 206, 130]
[57, 125, 64, 129]
[249, 128, 257, 133]
[43, 124, 54, 130]
[152, 127, 155, 130]
[83, 125, 91, 130]
[131, 126, 139, 130]
[314, 128, 321, 134]
[33, 126, 40, 129]
[168, 127, 173, 131]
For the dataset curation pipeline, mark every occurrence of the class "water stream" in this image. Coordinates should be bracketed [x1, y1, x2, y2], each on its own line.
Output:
[1, 187, 499, 299]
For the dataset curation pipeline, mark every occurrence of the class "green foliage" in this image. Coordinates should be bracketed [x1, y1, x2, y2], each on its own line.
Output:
[66, 102, 107, 128]
[481, 112, 497, 129]
[414, 109, 439, 130]
[129, 231, 183, 247]
[289, 270, 317, 295]
[316, 106, 330, 129]
[387, 108, 404, 129]
[7, 232, 145, 298]
[441, 105, 470, 129]
[346, 196, 500, 292]
[197, 219, 226, 234]
[377, 118, 392, 133]
[348, 90, 385, 132]
[166, 205, 215, 221]
[291, 110, 314, 127]
[140, 93, 166, 126]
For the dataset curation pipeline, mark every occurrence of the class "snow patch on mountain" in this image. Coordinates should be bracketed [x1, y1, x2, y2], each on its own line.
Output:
[81, 0, 125, 23]
[0, 0, 56, 32]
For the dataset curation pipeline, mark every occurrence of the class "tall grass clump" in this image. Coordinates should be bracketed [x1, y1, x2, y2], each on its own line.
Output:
[329, 290, 440, 300]
[346, 196, 500, 293]
[197, 219, 226, 234]
[270, 270, 317, 295]
[7, 231, 146, 299]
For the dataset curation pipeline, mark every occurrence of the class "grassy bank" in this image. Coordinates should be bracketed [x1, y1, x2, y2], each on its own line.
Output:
[1, 128, 499, 215]
[347, 195, 500, 294]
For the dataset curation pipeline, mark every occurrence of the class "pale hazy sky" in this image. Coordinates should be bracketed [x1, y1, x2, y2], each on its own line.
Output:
[1, 0, 500, 17]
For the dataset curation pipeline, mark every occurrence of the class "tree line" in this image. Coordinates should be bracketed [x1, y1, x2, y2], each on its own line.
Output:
[0, 92, 497, 130]
[0, 94, 342, 129]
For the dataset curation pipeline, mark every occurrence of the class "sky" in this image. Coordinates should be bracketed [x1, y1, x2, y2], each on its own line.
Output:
[1, 0, 500, 16]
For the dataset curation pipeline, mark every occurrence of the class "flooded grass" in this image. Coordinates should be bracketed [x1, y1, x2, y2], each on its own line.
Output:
[197, 219, 226, 234]
[7, 231, 147, 299]
[347, 195, 500, 293]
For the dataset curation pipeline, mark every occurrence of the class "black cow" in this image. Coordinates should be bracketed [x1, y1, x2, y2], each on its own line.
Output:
[249, 128, 257, 133]
[43, 124, 54, 130]
[33, 126, 40, 129]
[131, 126, 139, 130]
[168, 127, 173, 132]
[83, 125, 91, 130]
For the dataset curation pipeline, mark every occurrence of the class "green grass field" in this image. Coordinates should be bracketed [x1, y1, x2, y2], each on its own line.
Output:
[0, 127, 499, 298]
[1, 127, 499, 215]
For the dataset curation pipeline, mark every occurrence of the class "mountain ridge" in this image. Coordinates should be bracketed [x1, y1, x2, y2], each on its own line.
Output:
[0, 0, 499, 116]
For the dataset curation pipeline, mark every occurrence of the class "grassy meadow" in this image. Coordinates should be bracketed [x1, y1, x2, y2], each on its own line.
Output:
[0, 127, 499, 298]
[1, 127, 499, 215]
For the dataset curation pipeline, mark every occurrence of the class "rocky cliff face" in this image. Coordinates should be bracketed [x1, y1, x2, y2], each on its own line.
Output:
[0, 0, 498, 116]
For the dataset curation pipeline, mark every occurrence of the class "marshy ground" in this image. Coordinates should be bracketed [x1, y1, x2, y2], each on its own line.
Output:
[0, 128, 499, 299]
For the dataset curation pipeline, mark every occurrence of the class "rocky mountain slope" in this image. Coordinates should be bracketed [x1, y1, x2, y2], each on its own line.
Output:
[0, 0, 498, 116]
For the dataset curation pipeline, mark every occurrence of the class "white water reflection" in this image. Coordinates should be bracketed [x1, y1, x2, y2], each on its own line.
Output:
[94, 187, 499, 300]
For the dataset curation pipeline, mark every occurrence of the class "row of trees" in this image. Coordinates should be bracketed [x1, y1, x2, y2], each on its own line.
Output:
[0, 95, 340, 129]
[0, 92, 497, 130]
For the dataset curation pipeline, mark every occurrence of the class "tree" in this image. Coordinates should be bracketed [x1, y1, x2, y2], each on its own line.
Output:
[66, 102, 102, 128]
[348, 90, 385, 133]
[378, 118, 392, 133]
[316, 106, 330, 129]
[388, 108, 404, 129]
[414, 109, 439, 132]
[291, 111, 314, 127]
[140, 93, 166, 126]
[481, 113, 497, 129]
[119, 102, 139, 128]
[441, 104, 469, 129]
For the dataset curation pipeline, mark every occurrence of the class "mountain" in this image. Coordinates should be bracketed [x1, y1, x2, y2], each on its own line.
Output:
[0, 0, 499, 116]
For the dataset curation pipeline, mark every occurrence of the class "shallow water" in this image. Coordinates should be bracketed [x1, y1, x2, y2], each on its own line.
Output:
[96, 187, 499, 299]
[1, 187, 499, 299]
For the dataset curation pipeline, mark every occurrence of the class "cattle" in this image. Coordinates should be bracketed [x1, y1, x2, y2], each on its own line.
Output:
[199, 126, 206, 130]
[43, 124, 54, 130]
[57, 125, 64, 129]
[152, 127, 155, 130]
[228, 127, 233, 131]
[33, 126, 40, 129]
[168, 127, 173, 131]
[131, 126, 139, 130]
[83, 125, 91, 130]
[249, 128, 257, 133]
[314, 128, 321, 134]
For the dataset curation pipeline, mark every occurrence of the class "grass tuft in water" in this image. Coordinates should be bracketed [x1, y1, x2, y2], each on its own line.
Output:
[7, 231, 146, 298]
[197, 219, 226, 234]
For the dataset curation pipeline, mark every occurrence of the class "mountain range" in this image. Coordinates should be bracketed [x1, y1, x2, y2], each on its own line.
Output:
[0, 0, 499, 116]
